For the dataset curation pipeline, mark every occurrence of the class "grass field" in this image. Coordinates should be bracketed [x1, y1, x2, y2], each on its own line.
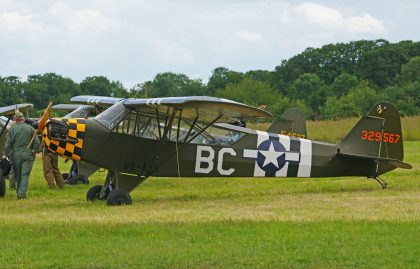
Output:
[0, 139, 419, 268]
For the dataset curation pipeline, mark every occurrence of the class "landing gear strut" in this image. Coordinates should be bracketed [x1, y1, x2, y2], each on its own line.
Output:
[369, 176, 388, 189]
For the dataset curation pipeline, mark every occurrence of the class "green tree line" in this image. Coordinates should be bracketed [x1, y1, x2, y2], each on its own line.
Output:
[1, 39, 419, 119]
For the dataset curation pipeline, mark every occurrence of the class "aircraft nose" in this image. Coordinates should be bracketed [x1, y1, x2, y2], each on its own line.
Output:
[44, 118, 87, 161]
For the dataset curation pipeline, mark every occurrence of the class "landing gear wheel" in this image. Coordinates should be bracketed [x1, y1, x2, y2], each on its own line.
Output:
[106, 190, 132, 206]
[67, 174, 89, 185]
[86, 185, 104, 201]
[0, 176, 5, 198]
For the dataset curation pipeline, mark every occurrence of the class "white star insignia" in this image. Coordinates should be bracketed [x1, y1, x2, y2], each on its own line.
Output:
[259, 142, 283, 168]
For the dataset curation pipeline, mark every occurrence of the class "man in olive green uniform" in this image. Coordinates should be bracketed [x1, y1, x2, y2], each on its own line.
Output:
[2, 112, 40, 199]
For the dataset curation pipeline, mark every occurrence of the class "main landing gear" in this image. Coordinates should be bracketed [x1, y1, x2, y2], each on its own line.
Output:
[368, 176, 388, 189]
[86, 184, 132, 205]
[86, 170, 145, 206]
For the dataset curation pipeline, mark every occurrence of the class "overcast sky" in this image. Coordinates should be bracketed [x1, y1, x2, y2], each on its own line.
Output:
[1, 0, 419, 87]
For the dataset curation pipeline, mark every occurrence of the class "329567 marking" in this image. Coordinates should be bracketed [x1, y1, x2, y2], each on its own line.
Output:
[361, 130, 400, 143]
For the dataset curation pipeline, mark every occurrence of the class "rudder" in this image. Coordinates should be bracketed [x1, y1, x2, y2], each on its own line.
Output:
[338, 101, 404, 161]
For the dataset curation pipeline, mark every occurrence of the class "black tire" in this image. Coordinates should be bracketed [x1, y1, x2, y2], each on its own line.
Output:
[86, 185, 103, 201]
[62, 173, 69, 181]
[106, 190, 132, 206]
[0, 176, 5, 198]
[67, 174, 89, 185]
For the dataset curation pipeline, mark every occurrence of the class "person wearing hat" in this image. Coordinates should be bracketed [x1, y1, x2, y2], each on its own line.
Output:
[2, 111, 40, 199]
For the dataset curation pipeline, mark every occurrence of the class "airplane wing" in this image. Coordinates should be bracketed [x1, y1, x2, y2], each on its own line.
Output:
[71, 96, 124, 106]
[0, 104, 33, 117]
[123, 96, 272, 122]
[70, 95, 272, 123]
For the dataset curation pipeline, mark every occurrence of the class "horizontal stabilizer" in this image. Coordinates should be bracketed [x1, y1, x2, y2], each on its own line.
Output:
[338, 152, 412, 169]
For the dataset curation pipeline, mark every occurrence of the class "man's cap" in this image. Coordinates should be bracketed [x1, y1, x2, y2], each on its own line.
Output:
[14, 111, 24, 118]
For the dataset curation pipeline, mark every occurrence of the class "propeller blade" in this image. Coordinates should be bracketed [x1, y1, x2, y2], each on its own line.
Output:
[37, 102, 53, 131]
[27, 101, 53, 149]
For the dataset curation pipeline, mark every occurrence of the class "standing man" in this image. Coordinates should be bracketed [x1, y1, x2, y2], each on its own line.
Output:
[41, 140, 65, 189]
[2, 111, 40, 199]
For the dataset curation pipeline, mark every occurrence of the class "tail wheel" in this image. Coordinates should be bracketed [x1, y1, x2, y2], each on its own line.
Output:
[0, 176, 5, 198]
[86, 185, 104, 201]
[106, 190, 132, 206]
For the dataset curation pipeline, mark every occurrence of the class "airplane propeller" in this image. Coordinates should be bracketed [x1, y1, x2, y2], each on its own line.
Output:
[28, 102, 53, 149]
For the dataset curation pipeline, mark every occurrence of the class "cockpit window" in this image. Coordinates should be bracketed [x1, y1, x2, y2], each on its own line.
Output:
[98, 104, 246, 146]
[95, 101, 129, 129]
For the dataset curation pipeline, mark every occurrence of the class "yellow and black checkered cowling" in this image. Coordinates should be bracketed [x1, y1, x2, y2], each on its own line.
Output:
[43, 118, 86, 161]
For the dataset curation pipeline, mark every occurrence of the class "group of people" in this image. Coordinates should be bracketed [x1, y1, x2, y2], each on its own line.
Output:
[2, 111, 64, 199]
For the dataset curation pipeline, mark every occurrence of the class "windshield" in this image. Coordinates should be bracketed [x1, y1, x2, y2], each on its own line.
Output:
[95, 101, 129, 129]
[65, 106, 96, 118]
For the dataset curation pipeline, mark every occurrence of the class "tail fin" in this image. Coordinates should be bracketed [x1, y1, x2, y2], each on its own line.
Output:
[338, 101, 411, 173]
[267, 108, 307, 138]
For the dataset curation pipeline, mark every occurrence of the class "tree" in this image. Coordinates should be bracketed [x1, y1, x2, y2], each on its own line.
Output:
[80, 76, 113, 97]
[321, 81, 381, 119]
[216, 77, 291, 117]
[383, 82, 420, 115]
[23, 73, 80, 108]
[273, 40, 384, 88]
[289, 73, 330, 113]
[0, 76, 24, 106]
[331, 73, 359, 97]
[358, 46, 405, 88]
[320, 96, 359, 120]
[141, 72, 206, 98]
[207, 67, 244, 94]
[399, 56, 420, 83]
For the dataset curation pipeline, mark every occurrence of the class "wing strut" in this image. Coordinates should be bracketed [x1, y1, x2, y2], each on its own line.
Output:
[155, 107, 162, 140]
[183, 116, 199, 144]
[186, 115, 222, 144]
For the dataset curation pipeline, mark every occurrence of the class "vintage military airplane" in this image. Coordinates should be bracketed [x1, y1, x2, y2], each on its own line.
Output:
[0, 103, 34, 197]
[32, 96, 411, 205]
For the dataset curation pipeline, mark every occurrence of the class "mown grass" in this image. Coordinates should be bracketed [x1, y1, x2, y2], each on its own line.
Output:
[0, 138, 418, 268]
